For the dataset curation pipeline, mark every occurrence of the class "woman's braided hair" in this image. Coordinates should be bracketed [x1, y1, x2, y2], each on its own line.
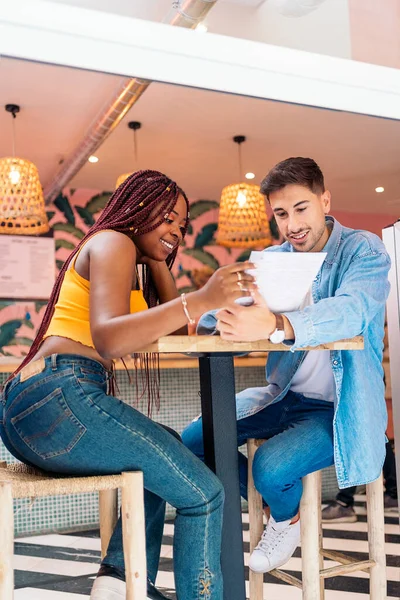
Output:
[11, 170, 190, 412]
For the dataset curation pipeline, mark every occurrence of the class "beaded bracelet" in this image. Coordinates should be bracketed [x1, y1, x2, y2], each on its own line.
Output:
[180, 292, 196, 325]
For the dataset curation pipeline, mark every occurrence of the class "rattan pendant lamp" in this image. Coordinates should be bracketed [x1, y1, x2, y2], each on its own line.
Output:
[0, 104, 49, 235]
[115, 121, 142, 189]
[216, 135, 271, 248]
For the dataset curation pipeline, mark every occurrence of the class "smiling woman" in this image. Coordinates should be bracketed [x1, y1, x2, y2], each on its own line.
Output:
[0, 168, 257, 600]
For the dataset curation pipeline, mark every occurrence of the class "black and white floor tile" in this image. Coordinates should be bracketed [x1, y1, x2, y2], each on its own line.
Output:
[14, 496, 399, 599]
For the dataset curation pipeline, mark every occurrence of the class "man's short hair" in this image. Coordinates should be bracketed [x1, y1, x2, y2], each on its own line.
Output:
[260, 157, 325, 200]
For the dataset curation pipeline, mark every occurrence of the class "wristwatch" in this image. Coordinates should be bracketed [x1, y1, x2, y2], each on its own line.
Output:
[269, 313, 285, 344]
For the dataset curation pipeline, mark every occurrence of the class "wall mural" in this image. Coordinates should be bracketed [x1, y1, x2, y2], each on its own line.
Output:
[0, 188, 280, 357]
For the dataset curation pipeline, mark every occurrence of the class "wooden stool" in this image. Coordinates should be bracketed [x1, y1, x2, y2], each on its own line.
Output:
[247, 439, 387, 600]
[0, 461, 146, 600]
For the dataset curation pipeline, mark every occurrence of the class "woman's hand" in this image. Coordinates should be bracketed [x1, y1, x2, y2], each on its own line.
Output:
[139, 256, 164, 270]
[194, 261, 257, 311]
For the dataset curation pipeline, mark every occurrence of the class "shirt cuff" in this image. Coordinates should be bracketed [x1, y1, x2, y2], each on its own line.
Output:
[283, 309, 316, 350]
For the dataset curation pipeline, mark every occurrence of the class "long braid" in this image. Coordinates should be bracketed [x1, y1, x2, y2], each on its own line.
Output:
[10, 170, 190, 412]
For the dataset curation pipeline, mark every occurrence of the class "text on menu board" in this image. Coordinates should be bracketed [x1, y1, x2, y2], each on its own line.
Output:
[0, 235, 56, 299]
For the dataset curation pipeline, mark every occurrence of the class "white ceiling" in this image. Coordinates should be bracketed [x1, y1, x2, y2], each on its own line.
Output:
[0, 56, 399, 215]
[45, 0, 352, 59]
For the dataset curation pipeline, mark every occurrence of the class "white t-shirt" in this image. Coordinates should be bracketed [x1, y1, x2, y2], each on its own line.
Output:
[289, 290, 336, 402]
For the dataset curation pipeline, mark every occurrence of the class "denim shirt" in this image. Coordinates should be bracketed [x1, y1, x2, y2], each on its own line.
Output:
[198, 217, 391, 488]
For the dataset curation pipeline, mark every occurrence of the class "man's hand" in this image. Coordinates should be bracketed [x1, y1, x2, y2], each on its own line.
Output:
[216, 290, 276, 342]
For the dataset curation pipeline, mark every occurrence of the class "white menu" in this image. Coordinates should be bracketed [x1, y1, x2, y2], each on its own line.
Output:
[248, 251, 326, 313]
[0, 235, 55, 299]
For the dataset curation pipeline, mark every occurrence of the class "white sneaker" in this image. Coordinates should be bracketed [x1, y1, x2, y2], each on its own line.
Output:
[249, 516, 301, 573]
[90, 576, 125, 600]
[90, 576, 169, 600]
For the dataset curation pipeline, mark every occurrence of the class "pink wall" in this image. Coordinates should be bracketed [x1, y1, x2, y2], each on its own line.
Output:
[331, 210, 397, 237]
[349, 0, 400, 68]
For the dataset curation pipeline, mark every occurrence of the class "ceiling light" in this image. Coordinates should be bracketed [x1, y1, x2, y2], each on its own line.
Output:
[0, 104, 49, 235]
[116, 121, 142, 189]
[375, 186, 384, 193]
[195, 22, 208, 33]
[216, 135, 271, 249]
[245, 172, 255, 180]
[88, 155, 99, 163]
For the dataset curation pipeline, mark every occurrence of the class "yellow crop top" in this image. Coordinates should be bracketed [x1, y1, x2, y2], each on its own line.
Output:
[44, 232, 148, 349]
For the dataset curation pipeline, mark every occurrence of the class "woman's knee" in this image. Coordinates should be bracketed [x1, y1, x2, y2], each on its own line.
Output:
[181, 466, 225, 516]
[198, 477, 225, 514]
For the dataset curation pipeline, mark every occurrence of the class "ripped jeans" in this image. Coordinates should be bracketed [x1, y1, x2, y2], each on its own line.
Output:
[0, 354, 224, 600]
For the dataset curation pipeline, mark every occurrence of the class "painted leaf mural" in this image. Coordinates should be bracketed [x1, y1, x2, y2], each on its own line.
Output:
[183, 248, 220, 271]
[76, 206, 95, 227]
[85, 193, 111, 215]
[52, 222, 85, 239]
[236, 249, 252, 262]
[55, 239, 75, 251]
[189, 200, 219, 219]
[194, 223, 218, 248]
[0, 320, 23, 348]
[54, 193, 75, 225]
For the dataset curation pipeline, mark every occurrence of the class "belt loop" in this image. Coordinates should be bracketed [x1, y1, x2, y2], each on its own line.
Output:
[51, 354, 57, 371]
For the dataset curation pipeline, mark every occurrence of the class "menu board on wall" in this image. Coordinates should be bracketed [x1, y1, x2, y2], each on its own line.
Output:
[0, 235, 55, 299]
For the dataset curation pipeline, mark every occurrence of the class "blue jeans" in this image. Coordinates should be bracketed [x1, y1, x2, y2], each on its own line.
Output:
[182, 391, 335, 522]
[0, 354, 224, 600]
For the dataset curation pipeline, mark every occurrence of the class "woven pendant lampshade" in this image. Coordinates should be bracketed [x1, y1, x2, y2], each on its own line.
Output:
[216, 135, 271, 248]
[115, 121, 141, 189]
[216, 181, 272, 248]
[0, 105, 49, 235]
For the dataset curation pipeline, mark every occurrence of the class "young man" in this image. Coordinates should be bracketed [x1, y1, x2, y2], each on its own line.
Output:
[182, 157, 391, 573]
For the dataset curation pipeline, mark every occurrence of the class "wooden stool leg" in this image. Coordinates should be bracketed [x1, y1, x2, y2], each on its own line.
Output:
[317, 475, 325, 600]
[366, 474, 387, 600]
[300, 471, 322, 600]
[247, 439, 264, 600]
[122, 472, 147, 600]
[99, 489, 119, 559]
[0, 482, 14, 600]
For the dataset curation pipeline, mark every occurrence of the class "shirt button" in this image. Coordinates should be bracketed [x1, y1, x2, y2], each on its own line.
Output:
[333, 360, 338, 366]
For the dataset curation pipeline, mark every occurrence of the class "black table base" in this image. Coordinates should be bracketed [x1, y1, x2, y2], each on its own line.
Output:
[199, 354, 246, 600]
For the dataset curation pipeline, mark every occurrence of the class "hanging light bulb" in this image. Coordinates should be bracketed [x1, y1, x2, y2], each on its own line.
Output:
[236, 189, 247, 208]
[0, 104, 49, 235]
[9, 166, 21, 185]
[116, 121, 142, 189]
[216, 135, 271, 249]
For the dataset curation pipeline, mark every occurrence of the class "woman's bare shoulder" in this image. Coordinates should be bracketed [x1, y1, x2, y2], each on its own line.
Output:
[87, 230, 136, 257]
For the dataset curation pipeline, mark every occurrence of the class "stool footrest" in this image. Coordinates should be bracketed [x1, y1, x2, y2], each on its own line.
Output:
[321, 549, 376, 575]
[320, 559, 376, 579]
[269, 568, 303, 589]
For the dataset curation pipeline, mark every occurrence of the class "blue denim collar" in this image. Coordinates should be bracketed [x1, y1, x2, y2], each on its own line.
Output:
[320, 216, 343, 265]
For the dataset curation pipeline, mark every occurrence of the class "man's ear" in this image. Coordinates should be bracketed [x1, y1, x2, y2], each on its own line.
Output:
[322, 190, 331, 214]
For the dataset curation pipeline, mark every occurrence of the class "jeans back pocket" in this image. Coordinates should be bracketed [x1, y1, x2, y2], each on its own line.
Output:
[10, 387, 86, 460]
